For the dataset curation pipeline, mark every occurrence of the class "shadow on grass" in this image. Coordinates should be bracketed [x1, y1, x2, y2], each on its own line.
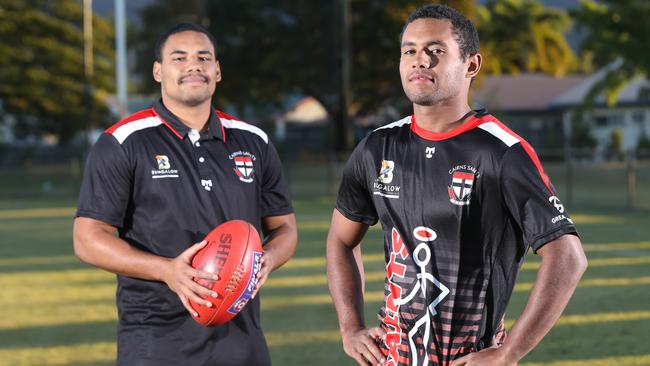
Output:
[0, 321, 116, 349]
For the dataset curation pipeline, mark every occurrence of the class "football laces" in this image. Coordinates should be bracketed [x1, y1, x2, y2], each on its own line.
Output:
[225, 264, 246, 292]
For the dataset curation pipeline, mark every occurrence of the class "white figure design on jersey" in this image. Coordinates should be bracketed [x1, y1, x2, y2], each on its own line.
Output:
[394, 226, 450, 366]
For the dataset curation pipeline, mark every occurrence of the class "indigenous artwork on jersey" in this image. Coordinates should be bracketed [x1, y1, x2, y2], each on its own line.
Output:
[381, 227, 452, 366]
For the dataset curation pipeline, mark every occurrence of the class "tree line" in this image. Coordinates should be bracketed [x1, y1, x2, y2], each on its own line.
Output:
[0, 0, 647, 147]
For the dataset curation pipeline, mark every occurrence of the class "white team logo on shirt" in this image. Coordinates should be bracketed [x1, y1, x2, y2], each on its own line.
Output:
[448, 164, 479, 206]
[229, 151, 256, 183]
[151, 154, 179, 179]
[549, 196, 564, 213]
[378, 160, 394, 184]
[425, 147, 435, 158]
[373, 160, 401, 199]
[201, 179, 213, 191]
[549, 195, 573, 224]
[155, 155, 171, 170]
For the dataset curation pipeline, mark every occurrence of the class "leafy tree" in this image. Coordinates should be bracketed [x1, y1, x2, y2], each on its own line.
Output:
[477, 0, 574, 76]
[134, 0, 573, 151]
[135, 0, 408, 151]
[573, 0, 650, 105]
[0, 0, 115, 143]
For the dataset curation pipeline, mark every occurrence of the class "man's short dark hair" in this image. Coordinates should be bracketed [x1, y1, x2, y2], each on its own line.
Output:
[401, 4, 479, 60]
[155, 23, 218, 62]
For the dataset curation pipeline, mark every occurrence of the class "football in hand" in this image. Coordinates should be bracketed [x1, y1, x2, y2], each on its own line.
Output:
[189, 220, 263, 326]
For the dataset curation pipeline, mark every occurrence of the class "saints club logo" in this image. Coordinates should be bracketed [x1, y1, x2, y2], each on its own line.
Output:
[378, 160, 394, 184]
[229, 151, 256, 183]
[448, 164, 479, 206]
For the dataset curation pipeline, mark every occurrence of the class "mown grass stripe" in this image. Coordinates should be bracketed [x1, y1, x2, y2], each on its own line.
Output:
[285, 255, 650, 270]
[0, 255, 78, 267]
[0, 304, 117, 330]
[505, 310, 650, 328]
[583, 242, 650, 251]
[0, 342, 116, 366]
[1, 267, 649, 302]
[267, 272, 650, 289]
[570, 214, 625, 224]
[266, 330, 341, 347]
[523, 354, 650, 366]
[514, 276, 650, 291]
[0, 207, 76, 220]
[0, 335, 648, 366]
[1, 275, 645, 319]
[1, 243, 648, 268]
[262, 277, 650, 309]
[521, 256, 650, 270]
[0, 268, 112, 285]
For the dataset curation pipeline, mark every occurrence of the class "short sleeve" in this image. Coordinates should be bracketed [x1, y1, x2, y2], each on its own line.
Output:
[500, 143, 578, 252]
[260, 141, 293, 217]
[336, 139, 378, 225]
[76, 133, 132, 228]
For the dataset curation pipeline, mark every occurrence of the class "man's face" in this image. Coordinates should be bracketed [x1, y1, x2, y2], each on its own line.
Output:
[153, 31, 221, 107]
[399, 18, 471, 106]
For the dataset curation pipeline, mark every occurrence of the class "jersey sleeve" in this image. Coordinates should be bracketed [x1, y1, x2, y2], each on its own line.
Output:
[336, 139, 378, 225]
[260, 141, 293, 217]
[76, 133, 133, 228]
[500, 143, 578, 252]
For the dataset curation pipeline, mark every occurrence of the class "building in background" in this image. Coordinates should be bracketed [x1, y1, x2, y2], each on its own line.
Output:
[474, 66, 650, 159]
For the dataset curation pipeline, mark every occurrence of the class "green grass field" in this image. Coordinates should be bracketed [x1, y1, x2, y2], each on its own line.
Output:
[1, 163, 649, 365]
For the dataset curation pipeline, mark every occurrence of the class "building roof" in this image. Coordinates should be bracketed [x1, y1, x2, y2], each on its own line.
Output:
[472, 74, 585, 112]
[473, 61, 650, 112]
[549, 60, 650, 108]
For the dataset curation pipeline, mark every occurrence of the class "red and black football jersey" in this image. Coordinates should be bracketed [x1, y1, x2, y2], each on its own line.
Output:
[336, 110, 578, 366]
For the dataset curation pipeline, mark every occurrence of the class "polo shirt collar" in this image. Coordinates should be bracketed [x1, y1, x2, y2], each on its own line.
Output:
[153, 99, 225, 141]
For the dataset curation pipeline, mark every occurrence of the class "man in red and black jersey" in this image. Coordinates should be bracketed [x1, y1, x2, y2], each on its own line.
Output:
[327, 5, 587, 366]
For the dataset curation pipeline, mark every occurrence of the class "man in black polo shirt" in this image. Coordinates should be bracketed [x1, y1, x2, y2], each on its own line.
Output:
[73, 23, 297, 365]
[326, 5, 587, 366]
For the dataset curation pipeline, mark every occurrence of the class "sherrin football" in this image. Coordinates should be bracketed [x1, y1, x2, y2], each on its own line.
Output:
[189, 220, 263, 326]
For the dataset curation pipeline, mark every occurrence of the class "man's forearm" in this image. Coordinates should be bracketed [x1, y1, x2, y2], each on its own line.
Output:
[501, 235, 587, 362]
[261, 214, 298, 271]
[73, 217, 171, 281]
[327, 239, 366, 333]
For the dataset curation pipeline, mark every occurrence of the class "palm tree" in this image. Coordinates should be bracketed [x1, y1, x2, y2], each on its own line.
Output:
[477, 0, 575, 77]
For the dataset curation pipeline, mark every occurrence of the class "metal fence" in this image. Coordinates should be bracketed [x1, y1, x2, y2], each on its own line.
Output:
[281, 150, 650, 212]
[1, 146, 649, 211]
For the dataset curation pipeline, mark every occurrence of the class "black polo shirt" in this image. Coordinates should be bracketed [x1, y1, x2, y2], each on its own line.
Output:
[76, 100, 293, 366]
